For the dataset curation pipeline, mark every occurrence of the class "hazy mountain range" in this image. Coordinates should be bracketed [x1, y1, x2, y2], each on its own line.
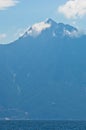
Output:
[0, 18, 86, 120]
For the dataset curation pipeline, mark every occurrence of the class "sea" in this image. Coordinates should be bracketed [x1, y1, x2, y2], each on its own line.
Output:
[0, 120, 86, 130]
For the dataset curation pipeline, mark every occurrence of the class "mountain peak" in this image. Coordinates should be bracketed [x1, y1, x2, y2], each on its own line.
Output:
[45, 18, 55, 23]
[22, 18, 78, 39]
[45, 18, 57, 26]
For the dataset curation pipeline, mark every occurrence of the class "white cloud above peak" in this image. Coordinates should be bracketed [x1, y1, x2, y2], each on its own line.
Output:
[0, 0, 18, 10]
[58, 0, 86, 19]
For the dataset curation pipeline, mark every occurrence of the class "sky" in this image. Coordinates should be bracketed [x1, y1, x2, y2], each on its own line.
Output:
[0, 0, 86, 44]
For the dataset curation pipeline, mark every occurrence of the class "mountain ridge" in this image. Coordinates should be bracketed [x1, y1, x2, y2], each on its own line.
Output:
[20, 18, 78, 40]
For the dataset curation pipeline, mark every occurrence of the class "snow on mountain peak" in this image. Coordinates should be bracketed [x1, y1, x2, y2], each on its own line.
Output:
[24, 20, 51, 37]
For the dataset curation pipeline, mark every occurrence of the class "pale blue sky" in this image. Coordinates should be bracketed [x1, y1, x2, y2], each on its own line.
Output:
[0, 0, 86, 44]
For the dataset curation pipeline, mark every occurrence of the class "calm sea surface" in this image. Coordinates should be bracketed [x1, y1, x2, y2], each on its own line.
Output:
[0, 120, 86, 130]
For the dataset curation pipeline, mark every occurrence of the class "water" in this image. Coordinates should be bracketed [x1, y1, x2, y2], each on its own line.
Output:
[0, 120, 86, 130]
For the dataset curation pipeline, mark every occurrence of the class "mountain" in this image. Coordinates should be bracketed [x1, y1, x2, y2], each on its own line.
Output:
[0, 18, 86, 120]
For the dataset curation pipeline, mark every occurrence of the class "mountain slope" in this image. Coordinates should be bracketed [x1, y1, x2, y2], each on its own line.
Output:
[0, 19, 86, 120]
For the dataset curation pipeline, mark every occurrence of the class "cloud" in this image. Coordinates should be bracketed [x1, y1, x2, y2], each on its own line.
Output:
[0, 0, 18, 10]
[58, 0, 86, 19]
[63, 29, 79, 37]
[0, 34, 7, 40]
[63, 28, 86, 38]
